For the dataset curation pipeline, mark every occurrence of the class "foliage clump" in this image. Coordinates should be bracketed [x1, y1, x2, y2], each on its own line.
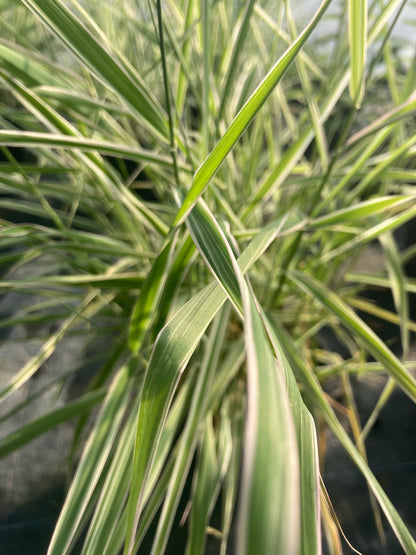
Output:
[1, 1, 416, 554]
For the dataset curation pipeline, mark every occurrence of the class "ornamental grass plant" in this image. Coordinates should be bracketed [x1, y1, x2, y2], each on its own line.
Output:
[1, 0, 416, 553]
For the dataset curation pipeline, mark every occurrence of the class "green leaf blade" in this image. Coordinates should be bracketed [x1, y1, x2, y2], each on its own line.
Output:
[348, 0, 367, 107]
[21, 0, 169, 139]
[266, 327, 321, 555]
[237, 291, 300, 555]
[47, 362, 132, 555]
[290, 271, 416, 402]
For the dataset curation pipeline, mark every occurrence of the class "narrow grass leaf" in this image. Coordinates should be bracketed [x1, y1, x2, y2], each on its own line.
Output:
[0, 41, 72, 87]
[348, 0, 367, 107]
[173, 0, 332, 227]
[128, 239, 175, 354]
[264, 322, 321, 555]
[187, 200, 242, 313]
[208, 337, 245, 413]
[310, 195, 414, 227]
[185, 416, 218, 555]
[254, 5, 325, 79]
[290, 271, 416, 402]
[322, 203, 416, 262]
[348, 297, 416, 334]
[0, 293, 93, 403]
[48, 361, 132, 555]
[128, 385, 194, 555]
[380, 233, 410, 357]
[346, 90, 416, 146]
[218, 395, 243, 555]
[151, 234, 196, 339]
[313, 127, 393, 216]
[346, 134, 416, 202]
[286, 1, 329, 172]
[150, 308, 229, 555]
[201, 0, 210, 155]
[237, 288, 300, 555]
[241, 73, 350, 220]
[217, 0, 256, 124]
[20, 0, 169, 138]
[175, 0, 197, 115]
[0, 389, 105, 457]
[122, 290, 224, 551]
[270, 320, 416, 555]
[0, 273, 145, 290]
[346, 273, 416, 296]
[80, 398, 138, 555]
[0, 130, 174, 168]
[93, 380, 192, 555]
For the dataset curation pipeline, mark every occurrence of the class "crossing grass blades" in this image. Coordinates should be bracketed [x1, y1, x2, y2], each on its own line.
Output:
[1, 0, 416, 553]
